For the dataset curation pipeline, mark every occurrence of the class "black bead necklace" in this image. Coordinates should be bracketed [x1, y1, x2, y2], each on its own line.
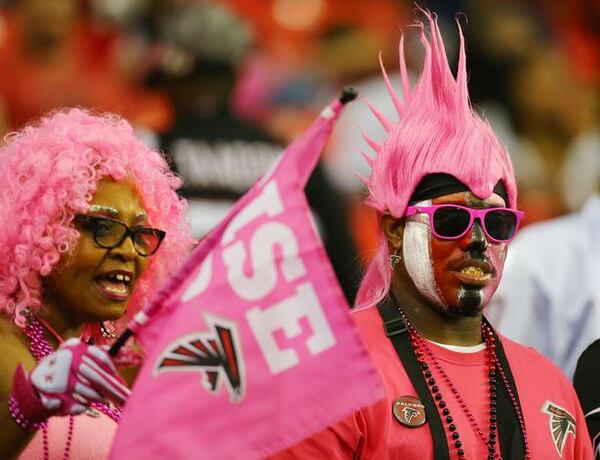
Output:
[403, 312, 501, 459]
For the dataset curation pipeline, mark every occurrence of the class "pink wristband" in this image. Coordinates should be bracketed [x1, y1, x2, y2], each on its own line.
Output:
[8, 364, 49, 430]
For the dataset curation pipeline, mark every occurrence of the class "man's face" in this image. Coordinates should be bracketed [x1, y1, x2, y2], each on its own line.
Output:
[44, 177, 150, 324]
[402, 191, 508, 317]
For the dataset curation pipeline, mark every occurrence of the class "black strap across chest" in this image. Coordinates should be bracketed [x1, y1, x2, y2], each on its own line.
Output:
[377, 296, 527, 459]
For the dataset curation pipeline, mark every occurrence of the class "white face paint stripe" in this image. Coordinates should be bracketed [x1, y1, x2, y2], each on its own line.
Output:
[402, 199, 445, 307]
[457, 286, 485, 309]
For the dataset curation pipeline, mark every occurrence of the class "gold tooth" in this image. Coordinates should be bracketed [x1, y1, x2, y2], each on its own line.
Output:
[462, 266, 484, 276]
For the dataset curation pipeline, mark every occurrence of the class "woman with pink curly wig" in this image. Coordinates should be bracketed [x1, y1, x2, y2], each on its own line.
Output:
[0, 108, 194, 459]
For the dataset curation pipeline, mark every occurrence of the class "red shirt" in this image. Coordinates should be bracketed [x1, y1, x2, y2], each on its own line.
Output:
[272, 306, 593, 459]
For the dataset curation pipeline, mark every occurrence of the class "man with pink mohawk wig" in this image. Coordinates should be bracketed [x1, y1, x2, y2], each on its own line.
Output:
[272, 11, 591, 460]
[0, 108, 194, 459]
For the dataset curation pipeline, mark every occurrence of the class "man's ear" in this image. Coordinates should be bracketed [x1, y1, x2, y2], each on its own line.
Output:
[381, 214, 405, 251]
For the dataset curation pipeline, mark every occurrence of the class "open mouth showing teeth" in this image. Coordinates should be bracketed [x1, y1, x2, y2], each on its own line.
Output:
[110, 273, 131, 283]
[460, 266, 487, 278]
[95, 273, 133, 300]
[456, 266, 492, 285]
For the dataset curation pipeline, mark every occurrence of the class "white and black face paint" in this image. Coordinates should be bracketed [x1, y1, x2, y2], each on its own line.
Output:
[456, 285, 485, 313]
[402, 193, 506, 316]
[402, 199, 446, 308]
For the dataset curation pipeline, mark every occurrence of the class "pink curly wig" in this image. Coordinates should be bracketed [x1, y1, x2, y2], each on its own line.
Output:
[355, 12, 517, 308]
[0, 108, 195, 341]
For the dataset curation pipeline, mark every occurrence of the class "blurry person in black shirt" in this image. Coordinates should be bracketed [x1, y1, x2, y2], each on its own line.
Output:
[574, 340, 600, 458]
[146, 2, 361, 305]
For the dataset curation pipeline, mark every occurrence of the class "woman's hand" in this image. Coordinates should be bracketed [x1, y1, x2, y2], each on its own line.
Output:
[9, 339, 130, 429]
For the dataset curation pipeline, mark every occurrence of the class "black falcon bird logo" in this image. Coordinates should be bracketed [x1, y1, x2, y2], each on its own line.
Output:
[542, 400, 576, 457]
[403, 407, 420, 424]
[154, 313, 245, 402]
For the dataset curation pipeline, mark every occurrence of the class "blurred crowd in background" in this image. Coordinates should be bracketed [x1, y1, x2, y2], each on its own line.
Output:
[0, 0, 598, 306]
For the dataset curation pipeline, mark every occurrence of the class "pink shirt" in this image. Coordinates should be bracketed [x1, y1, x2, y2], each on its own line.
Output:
[272, 306, 593, 459]
[19, 411, 117, 460]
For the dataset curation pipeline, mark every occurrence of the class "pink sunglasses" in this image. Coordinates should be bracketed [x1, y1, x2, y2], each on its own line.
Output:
[404, 204, 524, 243]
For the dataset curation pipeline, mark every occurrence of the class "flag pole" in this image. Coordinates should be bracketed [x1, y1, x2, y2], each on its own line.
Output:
[109, 329, 134, 356]
[108, 87, 357, 358]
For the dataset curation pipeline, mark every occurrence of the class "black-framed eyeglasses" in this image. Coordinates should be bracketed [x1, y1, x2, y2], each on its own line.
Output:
[74, 215, 166, 256]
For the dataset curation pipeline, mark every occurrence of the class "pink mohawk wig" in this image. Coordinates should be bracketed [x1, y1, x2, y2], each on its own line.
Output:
[356, 11, 517, 308]
[0, 108, 195, 343]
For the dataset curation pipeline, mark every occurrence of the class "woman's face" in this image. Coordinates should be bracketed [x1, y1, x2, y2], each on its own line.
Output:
[44, 177, 151, 324]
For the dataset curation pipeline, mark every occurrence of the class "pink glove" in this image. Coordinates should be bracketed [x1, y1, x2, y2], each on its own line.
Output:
[8, 338, 131, 430]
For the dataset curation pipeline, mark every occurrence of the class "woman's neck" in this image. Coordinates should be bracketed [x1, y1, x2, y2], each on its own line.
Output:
[391, 283, 483, 346]
[37, 308, 84, 348]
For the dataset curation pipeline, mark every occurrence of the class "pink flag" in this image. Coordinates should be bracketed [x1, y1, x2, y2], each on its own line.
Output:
[109, 93, 383, 460]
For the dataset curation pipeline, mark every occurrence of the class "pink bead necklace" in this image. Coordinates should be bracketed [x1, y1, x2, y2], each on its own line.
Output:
[25, 316, 123, 460]
[402, 313, 530, 460]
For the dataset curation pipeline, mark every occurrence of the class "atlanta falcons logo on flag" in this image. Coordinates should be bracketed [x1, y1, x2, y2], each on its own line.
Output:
[154, 314, 245, 402]
[542, 400, 576, 456]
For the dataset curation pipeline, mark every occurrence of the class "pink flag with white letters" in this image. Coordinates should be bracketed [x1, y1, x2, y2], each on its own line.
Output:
[109, 92, 383, 460]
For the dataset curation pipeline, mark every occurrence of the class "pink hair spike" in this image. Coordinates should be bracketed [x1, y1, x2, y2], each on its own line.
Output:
[454, 18, 469, 111]
[357, 173, 370, 187]
[362, 131, 381, 153]
[364, 99, 393, 133]
[378, 52, 403, 117]
[398, 34, 412, 105]
[360, 150, 375, 168]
